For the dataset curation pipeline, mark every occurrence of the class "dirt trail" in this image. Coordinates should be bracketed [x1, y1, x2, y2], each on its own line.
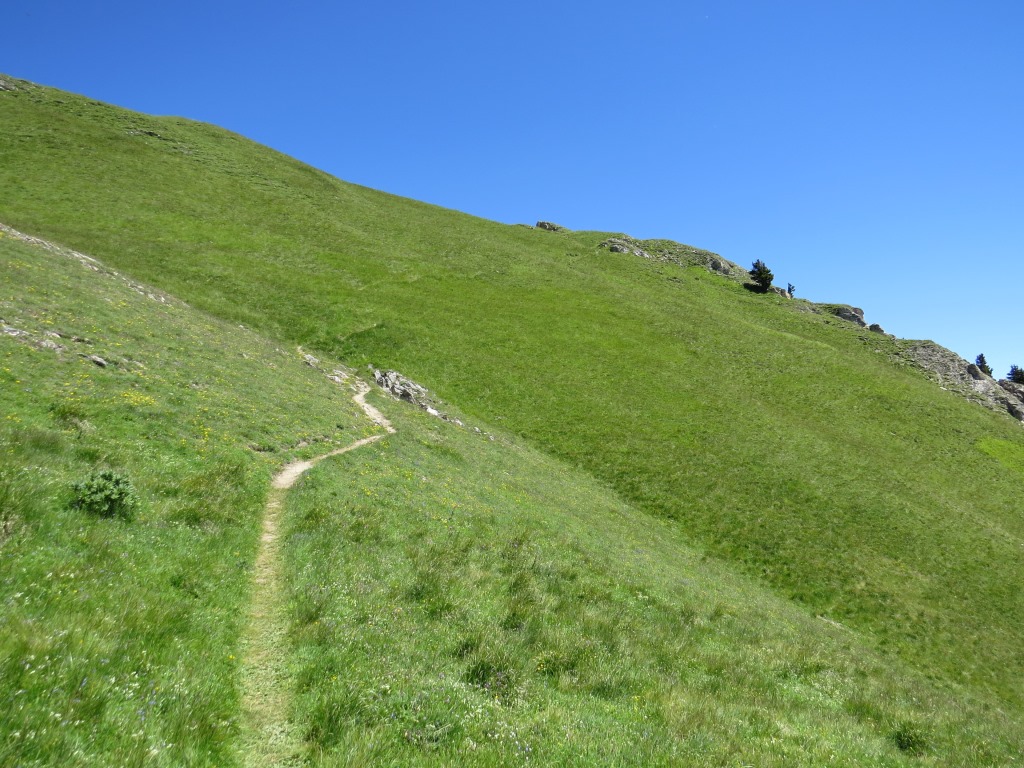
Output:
[239, 380, 391, 767]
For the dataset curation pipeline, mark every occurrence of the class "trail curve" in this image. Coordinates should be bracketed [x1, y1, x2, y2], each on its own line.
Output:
[239, 379, 391, 766]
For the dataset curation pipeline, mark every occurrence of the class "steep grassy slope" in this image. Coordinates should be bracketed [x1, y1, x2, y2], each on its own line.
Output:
[0, 228, 374, 765]
[2, 73, 1024, 750]
[5, 223, 1022, 766]
[280, 395, 1023, 766]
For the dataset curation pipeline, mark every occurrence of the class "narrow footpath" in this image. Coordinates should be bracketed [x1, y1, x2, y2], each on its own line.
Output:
[238, 381, 394, 766]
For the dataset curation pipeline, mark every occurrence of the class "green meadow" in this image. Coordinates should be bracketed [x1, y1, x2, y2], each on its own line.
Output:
[2, 74, 1023, 765]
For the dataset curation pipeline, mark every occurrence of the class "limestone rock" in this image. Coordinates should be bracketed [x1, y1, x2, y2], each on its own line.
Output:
[833, 306, 867, 327]
[536, 221, 565, 232]
[999, 379, 1024, 401]
[708, 258, 732, 275]
[901, 341, 1024, 422]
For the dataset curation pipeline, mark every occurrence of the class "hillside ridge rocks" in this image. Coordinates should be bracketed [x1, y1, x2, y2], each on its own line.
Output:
[899, 341, 1024, 422]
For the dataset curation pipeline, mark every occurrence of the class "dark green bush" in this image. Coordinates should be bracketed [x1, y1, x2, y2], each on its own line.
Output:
[749, 260, 774, 293]
[892, 722, 927, 754]
[71, 469, 138, 520]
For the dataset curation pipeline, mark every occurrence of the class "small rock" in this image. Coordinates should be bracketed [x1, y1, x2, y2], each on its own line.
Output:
[868, 323, 886, 334]
[303, 353, 319, 368]
[967, 364, 985, 380]
[536, 221, 565, 232]
[87, 355, 108, 367]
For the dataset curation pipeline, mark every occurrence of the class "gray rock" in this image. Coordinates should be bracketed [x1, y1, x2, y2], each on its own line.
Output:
[868, 323, 886, 334]
[999, 379, 1024, 401]
[302, 353, 319, 368]
[833, 306, 867, 327]
[769, 286, 792, 299]
[87, 355, 108, 367]
[708, 258, 732, 275]
[536, 221, 565, 232]
[608, 244, 630, 253]
[0, 77, 15, 92]
[902, 341, 1024, 422]
[1007, 401, 1024, 421]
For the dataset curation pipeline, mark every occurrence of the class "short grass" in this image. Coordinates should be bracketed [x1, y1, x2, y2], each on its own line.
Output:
[281, 393, 1022, 765]
[3, 74, 1024, 761]
[0, 230, 370, 766]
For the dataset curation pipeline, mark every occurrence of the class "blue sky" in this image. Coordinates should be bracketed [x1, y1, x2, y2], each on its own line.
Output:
[5, 1, 1022, 375]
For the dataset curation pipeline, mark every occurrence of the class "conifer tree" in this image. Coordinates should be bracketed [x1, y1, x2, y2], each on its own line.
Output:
[1008, 365, 1024, 384]
[975, 354, 993, 376]
[749, 260, 773, 293]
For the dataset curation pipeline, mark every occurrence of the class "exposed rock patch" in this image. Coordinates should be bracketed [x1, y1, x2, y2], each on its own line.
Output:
[536, 221, 565, 232]
[598, 235, 744, 279]
[599, 237, 651, 259]
[371, 367, 494, 439]
[898, 341, 1024, 422]
[827, 305, 867, 327]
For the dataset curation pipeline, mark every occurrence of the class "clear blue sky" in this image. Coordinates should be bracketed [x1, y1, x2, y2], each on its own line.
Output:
[5, 1, 1022, 375]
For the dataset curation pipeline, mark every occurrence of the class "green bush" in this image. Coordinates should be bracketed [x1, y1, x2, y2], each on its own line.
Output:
[70, 469, 139, 520]
[892, 722, 928, 754]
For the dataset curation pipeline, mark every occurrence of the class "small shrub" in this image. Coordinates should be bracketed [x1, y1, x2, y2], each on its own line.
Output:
[71, 469, 138, 520]
[49, 398, 87, 425]
[892, 722, 927, 754]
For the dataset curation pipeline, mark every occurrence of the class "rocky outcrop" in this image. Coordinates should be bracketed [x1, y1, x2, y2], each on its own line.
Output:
[374, 369, 430, 403]
[899, 341, 1024, 422]
[830, 306, 866, 327]
[868, 323, 886, 334]
[599, 238, 651, 260]
[598, 235, 743, 278]
[536, 221, 565, 232]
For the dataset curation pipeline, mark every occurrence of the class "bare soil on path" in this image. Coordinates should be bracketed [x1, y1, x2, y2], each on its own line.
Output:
[238, 381, 392, 766]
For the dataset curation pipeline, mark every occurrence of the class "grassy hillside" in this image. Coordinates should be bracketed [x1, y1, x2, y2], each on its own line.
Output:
[0, 228, 376, 765]
[279, 396, 1022, 766]
[5, 227, 1020, 766]
[2, 74, 1024, 763]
